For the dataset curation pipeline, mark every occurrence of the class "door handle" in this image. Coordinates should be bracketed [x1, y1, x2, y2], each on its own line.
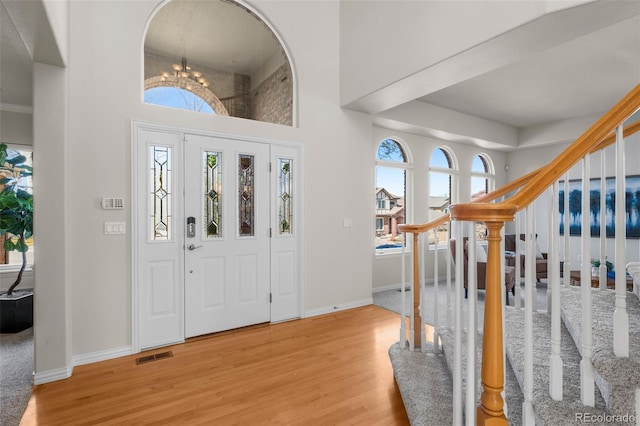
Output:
[187, 244, 203, 251]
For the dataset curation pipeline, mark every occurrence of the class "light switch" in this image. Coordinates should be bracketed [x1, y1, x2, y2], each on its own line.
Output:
[343, 218, 353, 228]
[104, 221, 126, 235]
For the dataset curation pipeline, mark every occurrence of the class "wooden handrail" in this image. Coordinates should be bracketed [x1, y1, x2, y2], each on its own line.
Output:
[507, 84, 640, 212]
[397, 115, 640, 236]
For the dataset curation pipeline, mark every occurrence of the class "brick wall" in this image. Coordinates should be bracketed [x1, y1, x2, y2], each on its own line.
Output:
[250, 63, 293, 126]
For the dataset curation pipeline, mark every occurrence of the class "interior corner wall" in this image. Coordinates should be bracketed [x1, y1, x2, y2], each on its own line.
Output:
[0, 111, 33, 146]
[371, 127, 508, 291]
[33, 62, 71, 379]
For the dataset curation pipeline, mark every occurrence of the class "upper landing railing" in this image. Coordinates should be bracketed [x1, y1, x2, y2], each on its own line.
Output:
[397, 84, 640, 425]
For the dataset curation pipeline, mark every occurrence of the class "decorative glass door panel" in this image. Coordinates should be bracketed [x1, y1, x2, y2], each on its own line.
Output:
[204, 151, 222, 238]
[150, 145, 172, 241]
[278, 158, 293, 235]
[238, 154, 255, 237]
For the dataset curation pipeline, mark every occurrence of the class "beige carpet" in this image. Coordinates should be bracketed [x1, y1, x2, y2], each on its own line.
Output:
[0, 327, 33, 426]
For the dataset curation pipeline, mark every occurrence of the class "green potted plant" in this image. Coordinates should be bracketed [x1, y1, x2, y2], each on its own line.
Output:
[0, 143, 34, 333]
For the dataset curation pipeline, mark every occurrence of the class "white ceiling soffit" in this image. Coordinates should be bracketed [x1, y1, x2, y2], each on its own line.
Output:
[420, 14, 640, 129]
[144, 0, 283, 75]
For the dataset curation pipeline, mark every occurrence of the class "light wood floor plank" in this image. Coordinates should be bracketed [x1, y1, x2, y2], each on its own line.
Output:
[20, 305, 409, 425]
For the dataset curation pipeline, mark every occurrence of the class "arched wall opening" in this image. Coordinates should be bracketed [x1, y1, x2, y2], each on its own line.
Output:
[143, 0, 296, 126]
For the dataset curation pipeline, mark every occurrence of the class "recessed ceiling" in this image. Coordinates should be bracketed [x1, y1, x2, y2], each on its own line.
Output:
[419, 15, 640, 129]
[144, 0, 283, 75]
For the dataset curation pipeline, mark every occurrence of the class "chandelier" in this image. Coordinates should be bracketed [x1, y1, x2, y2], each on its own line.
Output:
[162, 57, 209, 88]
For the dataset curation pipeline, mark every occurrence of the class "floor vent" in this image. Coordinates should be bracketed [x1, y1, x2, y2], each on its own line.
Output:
[135, 351, 173, 365]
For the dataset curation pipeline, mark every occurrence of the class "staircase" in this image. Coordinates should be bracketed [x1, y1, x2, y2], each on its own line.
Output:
[392, 84, 640, 425]
[389, 278, 640, 425]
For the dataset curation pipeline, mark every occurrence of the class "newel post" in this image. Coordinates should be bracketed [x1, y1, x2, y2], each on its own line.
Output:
[450, 203, 516, 426]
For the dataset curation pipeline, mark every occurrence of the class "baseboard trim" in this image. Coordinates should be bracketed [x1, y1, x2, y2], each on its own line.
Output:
[304, 297, 373, 318]
[373, 279, 435, 293]
[34, 366, 73, 385]
[73, 346, 132, 367]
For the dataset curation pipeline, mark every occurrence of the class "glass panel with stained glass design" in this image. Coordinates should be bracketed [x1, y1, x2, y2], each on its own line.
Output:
[150, 145, 172, 240]
[204, 151, 222, 238]
[238, 154, 255, 236]
[278, 158, 293, 235]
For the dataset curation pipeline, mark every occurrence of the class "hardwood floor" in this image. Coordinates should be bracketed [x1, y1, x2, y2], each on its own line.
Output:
[20, 305, 409, 425]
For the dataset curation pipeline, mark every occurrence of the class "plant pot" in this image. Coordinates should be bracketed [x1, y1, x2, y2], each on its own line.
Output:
[0, 290, 33, 333]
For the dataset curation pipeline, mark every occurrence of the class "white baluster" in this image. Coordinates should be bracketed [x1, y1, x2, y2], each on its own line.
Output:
[599, 150, 607, 290]
[420, 232, 427, 353]
[547, 187, 553, 314]
[549, 181, 563, 401]
[466, 222, 477, 426]
[409, 234, 415, 351]
[522, 205, 535, 425]
[564, 175, 571, 287]
[525, 204, 537, 312]
[581, 155, 595, 407]
[447, 221, 453, 331]
[400, 236, 406, 348]
[453, 220, 463, 426]
[614, 124, 629, 357]
[433, 229, 440, 353]
[514, 211, 522, 308]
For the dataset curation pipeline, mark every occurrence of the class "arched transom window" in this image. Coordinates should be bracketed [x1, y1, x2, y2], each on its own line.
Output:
[143, 0, 294, 125]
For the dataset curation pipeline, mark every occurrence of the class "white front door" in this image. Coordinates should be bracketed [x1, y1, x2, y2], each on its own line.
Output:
[183, 134, 270, 338]
[134, 123, 301, 351]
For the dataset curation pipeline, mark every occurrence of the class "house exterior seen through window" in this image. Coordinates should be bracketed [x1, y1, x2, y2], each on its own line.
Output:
[375, 138, 409, 254]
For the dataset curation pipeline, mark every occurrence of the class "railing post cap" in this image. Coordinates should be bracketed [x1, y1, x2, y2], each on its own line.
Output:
[449, 203, 517, 222]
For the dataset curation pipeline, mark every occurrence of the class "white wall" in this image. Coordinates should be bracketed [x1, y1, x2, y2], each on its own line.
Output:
[339, 1, 547, 106]
[371, 127, 508, 291]
[0, 111, 33, 146]
[54, 0, 374, 362]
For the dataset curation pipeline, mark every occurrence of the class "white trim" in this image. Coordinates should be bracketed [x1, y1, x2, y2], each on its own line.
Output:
[34, 366, 73, 385]
[303, 298, 373, 318]
[73, 346, 132, 367]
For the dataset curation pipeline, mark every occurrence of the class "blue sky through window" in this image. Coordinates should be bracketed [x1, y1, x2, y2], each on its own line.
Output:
[145, 87, 215, 114]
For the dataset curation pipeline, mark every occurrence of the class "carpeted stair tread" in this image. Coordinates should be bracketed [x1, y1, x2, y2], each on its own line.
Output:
[560, 287, 640, 417]
[437, 326, 524, 424]
[388, 342, 453, 425]
[504, 306, 610, 425]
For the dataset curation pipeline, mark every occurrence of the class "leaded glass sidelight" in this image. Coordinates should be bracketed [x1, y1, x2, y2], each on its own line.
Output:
[204, 151, 222, 238]
[278, 158, 293, 235]
[150, 145, 172, 240]
[238, 154, 255, 236]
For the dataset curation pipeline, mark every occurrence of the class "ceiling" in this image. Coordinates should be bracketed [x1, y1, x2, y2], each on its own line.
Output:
[144, 0, 282, 75]
[1, 0, 639, 148]
[419, 14, 640, 129]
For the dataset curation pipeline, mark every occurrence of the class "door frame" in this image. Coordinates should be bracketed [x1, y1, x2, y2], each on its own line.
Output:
[131, 121, 305, 353]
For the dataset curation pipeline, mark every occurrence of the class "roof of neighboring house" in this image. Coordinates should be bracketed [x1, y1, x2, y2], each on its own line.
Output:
[428, 196, 450, 210]
[376, 187, 403, 201]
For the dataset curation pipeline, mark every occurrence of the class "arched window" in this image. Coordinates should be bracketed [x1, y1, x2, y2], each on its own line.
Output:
[470, 153, 495, 240]
[143, 0, 294, 125]
[429, 147, 457, 245]
[471, 153, 495, 199]
[375, 138, 411, 254]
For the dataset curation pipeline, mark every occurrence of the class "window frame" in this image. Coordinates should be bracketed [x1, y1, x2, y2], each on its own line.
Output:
[374, 138, 413, 256]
